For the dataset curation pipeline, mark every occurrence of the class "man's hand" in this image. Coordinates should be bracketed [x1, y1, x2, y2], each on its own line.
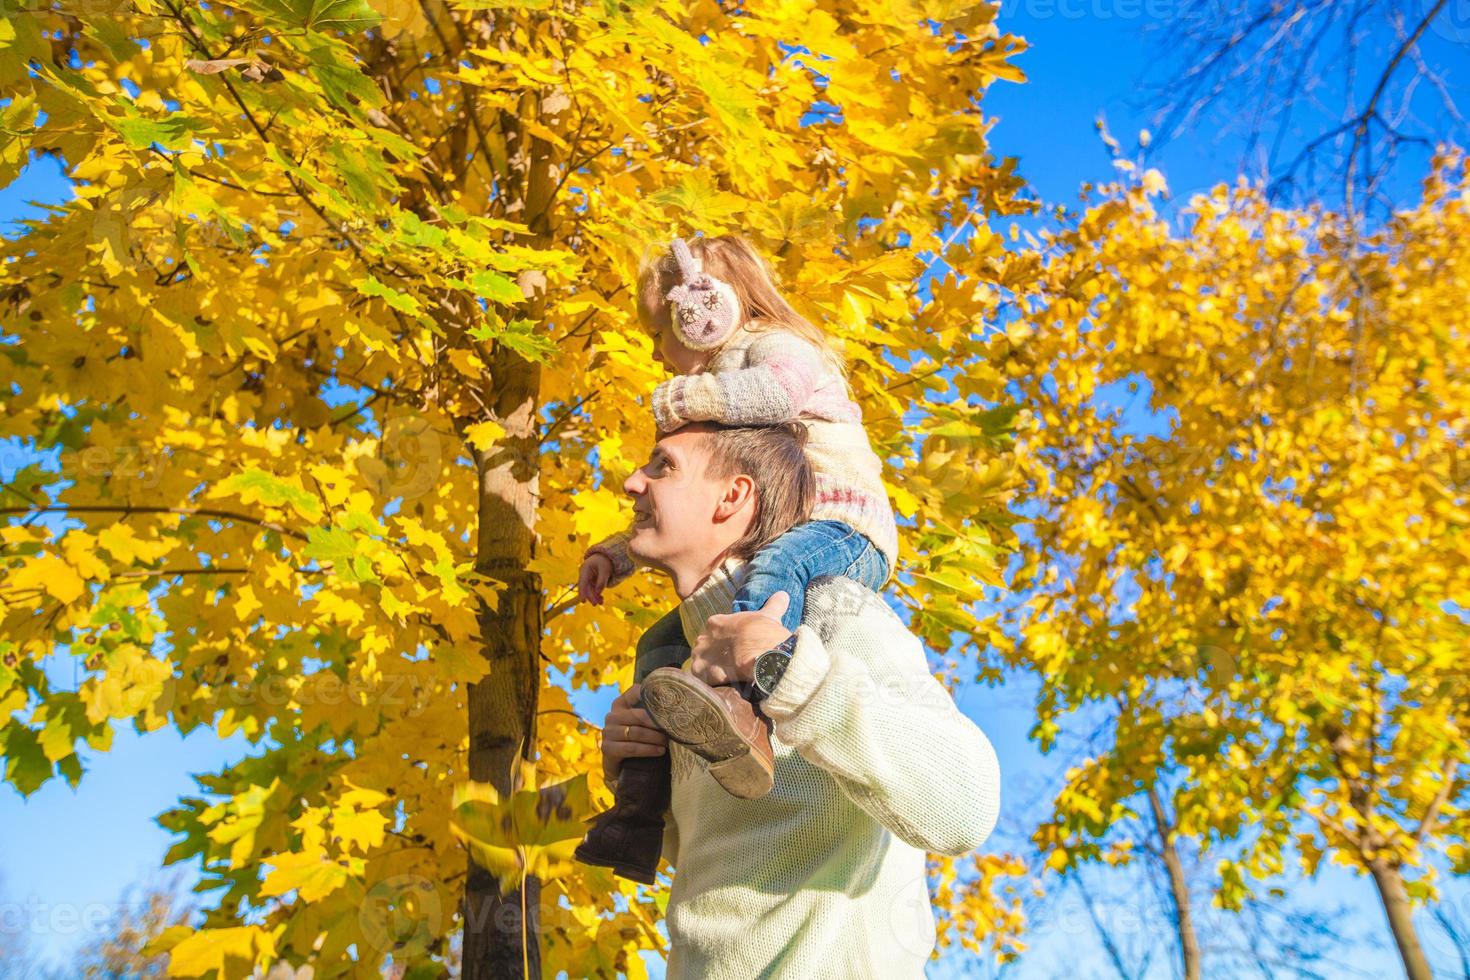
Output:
[578, 553, 614, 605]
[599, 684, 667, 783]
[690, 592, 793, 687]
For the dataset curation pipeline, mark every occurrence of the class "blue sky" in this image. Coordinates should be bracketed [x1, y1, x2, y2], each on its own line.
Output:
[3, 4, 1468, 977]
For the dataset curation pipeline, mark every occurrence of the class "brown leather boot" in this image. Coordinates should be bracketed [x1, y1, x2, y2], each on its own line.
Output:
[640, 667, 774, 799]
[573, 752, 671, 884]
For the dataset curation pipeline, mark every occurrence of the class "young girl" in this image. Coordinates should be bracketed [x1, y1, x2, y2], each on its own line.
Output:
[577, 233, 898, 639]
[573, 233, 902, 882]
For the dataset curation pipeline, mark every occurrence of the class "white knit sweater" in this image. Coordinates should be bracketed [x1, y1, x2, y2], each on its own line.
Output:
[643, 560, 1002, 978]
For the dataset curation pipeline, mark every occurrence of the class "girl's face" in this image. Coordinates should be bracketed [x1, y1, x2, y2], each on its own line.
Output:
[654, 317, 709, 375]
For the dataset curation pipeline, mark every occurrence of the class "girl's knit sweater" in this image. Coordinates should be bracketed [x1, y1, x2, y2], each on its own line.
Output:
[588, 326, 899, 583]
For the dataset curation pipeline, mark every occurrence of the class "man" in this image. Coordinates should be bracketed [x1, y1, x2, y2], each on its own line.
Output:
[594, 421, 1001, 978]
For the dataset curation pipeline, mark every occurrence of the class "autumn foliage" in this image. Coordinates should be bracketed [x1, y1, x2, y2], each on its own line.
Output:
[1, 1, 1034, 976]
[3, 0, 1465, 975]
[1003, 153, 1470, 978]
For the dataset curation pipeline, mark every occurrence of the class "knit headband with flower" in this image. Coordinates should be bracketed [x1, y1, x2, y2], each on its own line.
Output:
[664, 236, 741, 351]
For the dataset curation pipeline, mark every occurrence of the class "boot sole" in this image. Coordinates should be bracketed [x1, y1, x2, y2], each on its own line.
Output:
[573, 842, 657, 885]
[641, 670, 773, 800]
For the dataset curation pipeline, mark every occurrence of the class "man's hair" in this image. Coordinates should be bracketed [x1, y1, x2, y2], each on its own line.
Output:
[685, 422, 814, 560]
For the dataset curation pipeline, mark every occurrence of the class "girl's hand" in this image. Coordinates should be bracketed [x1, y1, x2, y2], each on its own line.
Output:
[578, 553, 614, 605]
[600, 684, 667, 783]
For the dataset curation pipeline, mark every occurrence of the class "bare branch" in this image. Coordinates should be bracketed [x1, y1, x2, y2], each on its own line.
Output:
[0, 505, 310, 541]
[1139, 0, 1466, 217]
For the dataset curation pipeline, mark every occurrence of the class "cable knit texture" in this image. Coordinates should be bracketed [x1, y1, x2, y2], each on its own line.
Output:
[646, 559, 1002, 979]
[588, 326, 900, 587]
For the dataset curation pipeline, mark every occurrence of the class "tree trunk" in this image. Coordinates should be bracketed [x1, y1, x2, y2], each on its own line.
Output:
[463, 571, 544, 979]
[462, 17, 559, 976]
[1148, 786, 1201, 980]
[1369, 858, 1434, 980]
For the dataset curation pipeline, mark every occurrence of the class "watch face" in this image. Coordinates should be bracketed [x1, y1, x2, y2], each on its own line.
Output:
[755, 650, 789, 695]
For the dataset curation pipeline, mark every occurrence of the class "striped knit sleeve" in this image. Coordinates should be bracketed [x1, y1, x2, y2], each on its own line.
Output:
[585, 528, 637, 587]
[650, 330, 824, 432]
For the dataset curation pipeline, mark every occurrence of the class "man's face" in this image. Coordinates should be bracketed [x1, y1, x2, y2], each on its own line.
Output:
[623, 429, 736, 576]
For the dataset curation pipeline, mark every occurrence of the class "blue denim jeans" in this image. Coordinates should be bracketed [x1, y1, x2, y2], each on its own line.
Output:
[730, 520, 889, 632]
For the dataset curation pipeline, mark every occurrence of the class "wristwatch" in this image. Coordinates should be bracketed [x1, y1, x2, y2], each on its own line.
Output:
[752, 633, 799, 700]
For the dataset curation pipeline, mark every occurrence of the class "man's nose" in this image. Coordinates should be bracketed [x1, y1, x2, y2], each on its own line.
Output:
[624, 467, 645, 496]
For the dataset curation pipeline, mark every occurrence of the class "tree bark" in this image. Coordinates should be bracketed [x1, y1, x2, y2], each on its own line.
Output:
[462, 13, 559, 978]
[1368, 858, 1434, 980]
[1148, 786, 1201, 980]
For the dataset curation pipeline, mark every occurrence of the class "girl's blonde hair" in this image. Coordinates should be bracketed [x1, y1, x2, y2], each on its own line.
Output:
[634, 233, 849, 381]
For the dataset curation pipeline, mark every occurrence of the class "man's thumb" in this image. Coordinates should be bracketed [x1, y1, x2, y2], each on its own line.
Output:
[761, 591, 791, 621]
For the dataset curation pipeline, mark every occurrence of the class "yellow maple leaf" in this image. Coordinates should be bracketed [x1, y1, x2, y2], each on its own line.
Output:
[571, 487, 627, 540]
[97, 524, 146, 564]
[10, 555, 86, 605]
[465, 419, 507, 451]
[163, 925, 278, 978]
[260, 850, 353, 902]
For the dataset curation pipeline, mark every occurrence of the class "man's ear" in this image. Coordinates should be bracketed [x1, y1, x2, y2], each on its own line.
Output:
[712, 473, 756, 524]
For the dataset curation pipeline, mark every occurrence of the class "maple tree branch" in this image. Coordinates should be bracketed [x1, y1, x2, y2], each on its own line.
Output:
[543, 591, 575, 622]
[539, 388, 600, 446]
[558, 283, 627, 345]
[115, 566, 249, 577]
[0, 506, 309, 542]
[537, 708, 585, 722]
[329, 392, 384, 429]
[885, 365, 946, 393]
[1147, 0, 1462, 217]
[43, 272, 117, 291]
[159, 0, 268, 137]
[112, 565, 326, 578]
[1120, 475, 1165, 524]
[1431, 905, 1470, 980]
[158, 0, 423, 336]
[418, 1, 499, 192]
[550, 136, 618, 201]
[1309, 807, 1362, 851]
[148, 147, 295, 197]
[291, 357, 415, 407]
[1414, 759, 1460, 847]
[0, 480, 43, 512]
